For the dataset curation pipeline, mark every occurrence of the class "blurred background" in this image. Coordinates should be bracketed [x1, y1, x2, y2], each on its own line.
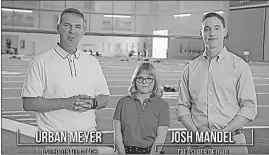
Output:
[1, 0, 269, 62]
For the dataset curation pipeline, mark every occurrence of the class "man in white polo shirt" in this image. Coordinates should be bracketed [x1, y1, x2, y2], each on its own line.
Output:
[21, 8, 110, 132]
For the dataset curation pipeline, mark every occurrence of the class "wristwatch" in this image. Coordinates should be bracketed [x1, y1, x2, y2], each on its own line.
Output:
[91, 98, 98, 109]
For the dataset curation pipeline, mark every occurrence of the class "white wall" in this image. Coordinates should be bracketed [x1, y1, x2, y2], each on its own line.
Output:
[167, 38, 203, 59]
[264, 7, 269, 61]
[155, 1, 229, 60]
[226, 8, 265, 62]
[3, 32, 59, 55]
[79, 35, 142, 57]
[146, 1, 229, 36]
[2, 32, 144, 57]
[91, 1, 152, 34]
[1, 35, 18, 53]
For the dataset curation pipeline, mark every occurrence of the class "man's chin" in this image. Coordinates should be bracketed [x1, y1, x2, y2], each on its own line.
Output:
[66, 40, 78, 45]
[206, 44, 218, 49]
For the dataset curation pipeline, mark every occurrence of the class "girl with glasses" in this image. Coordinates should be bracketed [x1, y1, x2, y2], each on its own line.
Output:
[113, 62, 170, 154]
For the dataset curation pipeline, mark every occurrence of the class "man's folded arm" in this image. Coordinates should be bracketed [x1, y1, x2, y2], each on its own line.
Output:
[93, 58, 110, 110]
[236, 62, 258, 120]
[224, 63, 258, 131]
[22, 97, 75, 113]
[176, 66, 198, 131]
[224, 99, 257, 131]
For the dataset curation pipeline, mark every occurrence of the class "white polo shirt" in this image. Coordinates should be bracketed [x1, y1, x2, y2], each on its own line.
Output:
[21, 43, 110, 132]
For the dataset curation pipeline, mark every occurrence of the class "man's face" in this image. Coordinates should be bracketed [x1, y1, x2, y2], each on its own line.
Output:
[57, 13, 85, 46]
[201, 17, 227, 49]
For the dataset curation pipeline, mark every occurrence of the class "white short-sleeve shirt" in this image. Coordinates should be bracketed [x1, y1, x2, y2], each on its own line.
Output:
[21, 43, 110, 131]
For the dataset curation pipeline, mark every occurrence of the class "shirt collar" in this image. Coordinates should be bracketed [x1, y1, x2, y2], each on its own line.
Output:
[130, 94, 159, 103]
[202, 46, 228, 63]
[202, 51, 208, 59]
[217, 46, 228, 63]
[54, 43, 81, 59]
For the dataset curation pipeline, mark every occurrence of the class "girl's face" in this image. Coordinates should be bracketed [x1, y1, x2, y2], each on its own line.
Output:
[135, 71, 155, 95]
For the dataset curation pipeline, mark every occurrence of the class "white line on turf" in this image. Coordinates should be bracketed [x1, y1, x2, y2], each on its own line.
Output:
[104, 66, 134, 69]
[255, 84, 269, 85]
[109, 92, 269, 96]
[258, 105, 269, 108]
[1, 76, 26, 78]
[2, 105, 269, 114]
[2, 118, 37, 138]
[253, 77, 269, 79]
[16, 118, 36, 121]
[256, 92, 269, 94]
[0, 86, 150, 89]
[168, 126, 269, 131]
[2, 81, 24, 83]
[1, 71, 21, 74]
[1, 111, 34, 114]
[2, 118, 269, 138]
[3, 83, 269, 90]
[1, 118, 117, 137]
[2, 74, 182, 78]
[253, 73, 269, 76]
[1, 69, 27, 71]
[2, 97, 21, 100]
[2, 97, 31, 100]
[1, 73, 267, 79]
[2, 92, 269, 100]
[169, 105, 269, 109]
[2, 114, 31, 117]
[2, 66, 133, 71]
[2, 78, 269, 83]
[2, 87, 22, 90]
[0, 79, 176, 83]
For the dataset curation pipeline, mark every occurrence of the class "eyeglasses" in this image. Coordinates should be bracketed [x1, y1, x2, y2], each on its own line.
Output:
[135, 76, 154, 84]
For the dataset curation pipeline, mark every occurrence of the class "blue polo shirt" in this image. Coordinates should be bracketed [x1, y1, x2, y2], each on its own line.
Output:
[113, 95, 170, 148]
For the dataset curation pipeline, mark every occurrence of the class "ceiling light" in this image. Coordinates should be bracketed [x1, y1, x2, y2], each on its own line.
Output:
[174, 14, 191, 18]
[2, 8, 33, 13]
[204, 11, 224, 15]
[104, 15, 131, 18]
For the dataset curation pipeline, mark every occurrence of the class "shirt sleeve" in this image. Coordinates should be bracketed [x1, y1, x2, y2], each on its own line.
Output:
[236, 61, 258, 121]
[176, 65, 192, 119]
[158, 100, 170, 127]
[93, 58, 110, 96]
[113, 98, 123, 121]
[21, 57, 44, 97]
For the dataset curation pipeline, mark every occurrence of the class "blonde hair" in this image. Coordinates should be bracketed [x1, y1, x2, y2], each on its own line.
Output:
[128, 62, 163, 98]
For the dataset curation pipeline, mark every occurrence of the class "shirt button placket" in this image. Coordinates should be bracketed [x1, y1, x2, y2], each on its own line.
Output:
[208, 64, 214, 127]
[208, 64, 213, 96]
[142, 100, 148, 111]
[208, 102, 211, 125]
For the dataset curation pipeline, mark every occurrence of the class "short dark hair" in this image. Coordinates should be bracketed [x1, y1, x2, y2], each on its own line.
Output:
[58, 8, 85, 24]
[202, 12, 226, 28]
